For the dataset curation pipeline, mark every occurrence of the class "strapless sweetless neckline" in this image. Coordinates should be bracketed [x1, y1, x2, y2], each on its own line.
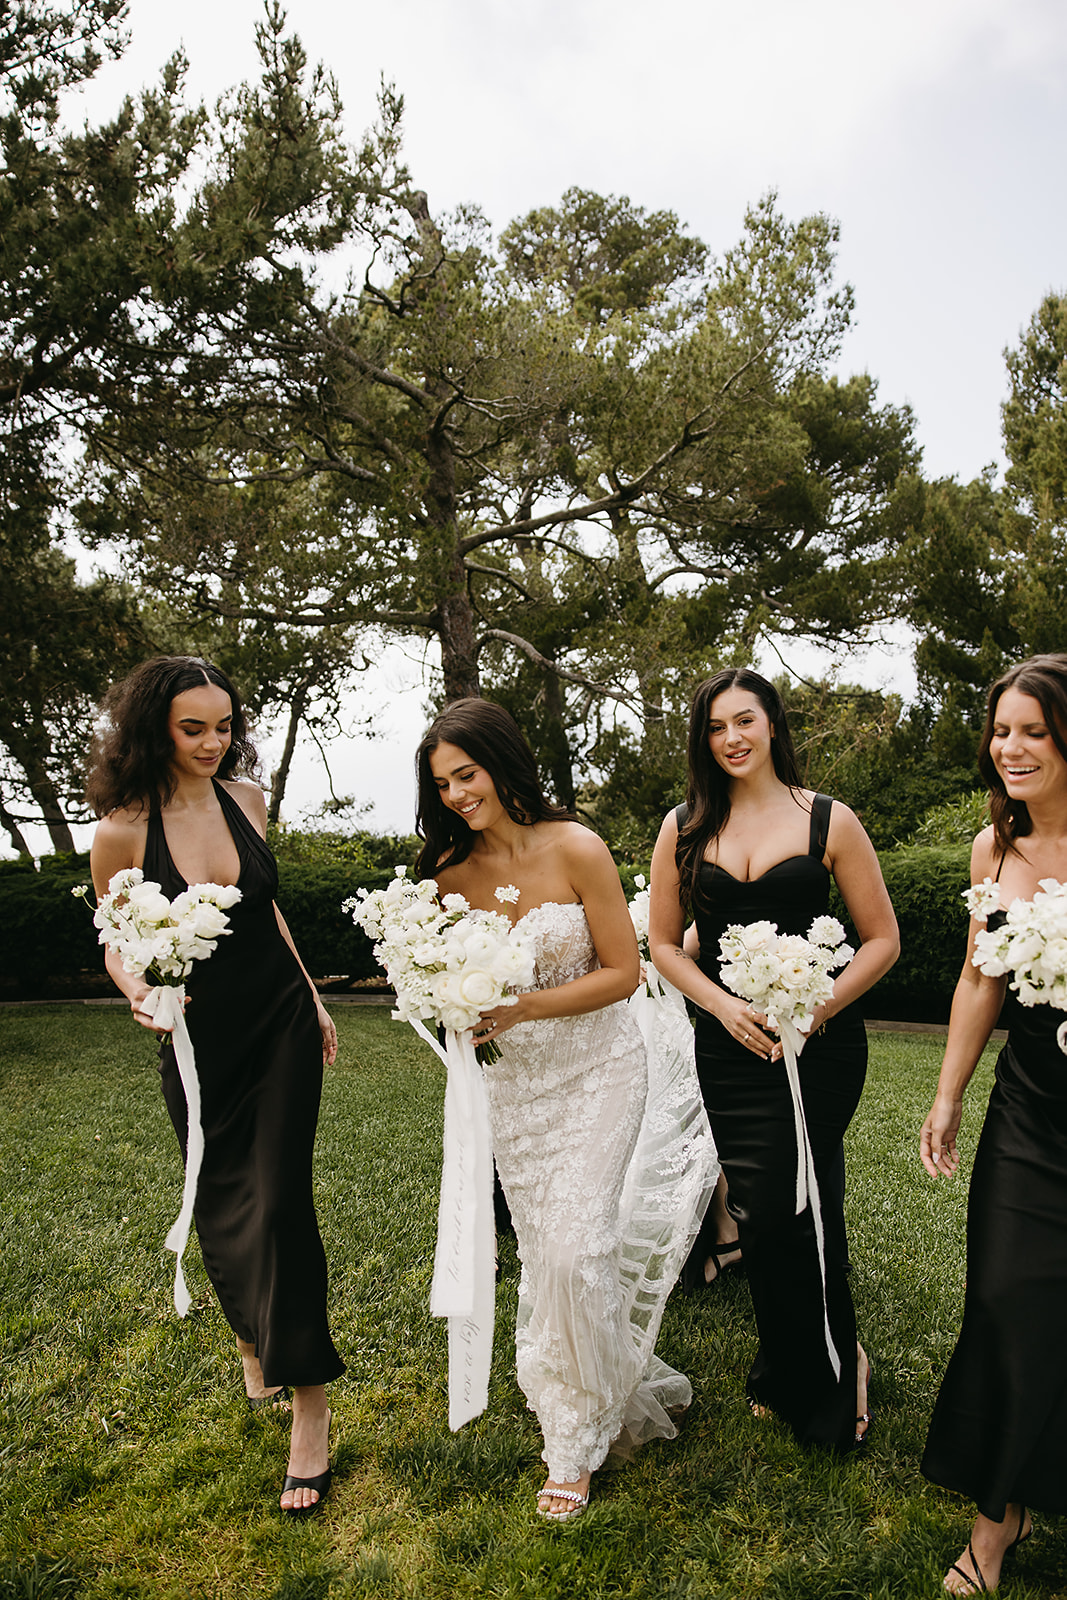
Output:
[510, 898, 583, 929]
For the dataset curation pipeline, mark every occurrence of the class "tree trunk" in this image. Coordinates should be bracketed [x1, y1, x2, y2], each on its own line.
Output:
[425, 414, 480, 699]
[268, 680, 309, 826]
[0, 797, 33, 857]
[438, 588, 481, 700]
[0, 721, 77, 853]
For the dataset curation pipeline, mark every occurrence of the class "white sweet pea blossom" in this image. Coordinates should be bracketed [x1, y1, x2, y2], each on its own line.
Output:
[968, 880, 1067, 1050]
[964, 877, 1002, 922]
[74, 869, 241, 984]
[717, 915, 852, 1034]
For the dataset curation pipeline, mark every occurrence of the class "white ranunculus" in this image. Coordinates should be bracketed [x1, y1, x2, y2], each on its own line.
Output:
[490, 944, 535, 986]
[457, 968, 499, 1008]
[456, 927, 499, 965]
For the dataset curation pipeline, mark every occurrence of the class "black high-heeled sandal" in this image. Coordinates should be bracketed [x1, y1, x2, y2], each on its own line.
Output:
[280, 1467, 331, 1518]
[947, 1507, 1030, 1593]
[681, 1238, 743, 1295]
[948, 1542, 988, 1594]
[247, 1385, 291, 1413]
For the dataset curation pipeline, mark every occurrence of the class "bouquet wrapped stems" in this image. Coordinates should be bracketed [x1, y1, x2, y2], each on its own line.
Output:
[74, 870, 240, 1313]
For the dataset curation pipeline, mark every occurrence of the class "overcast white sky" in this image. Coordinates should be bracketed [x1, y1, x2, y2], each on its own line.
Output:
[53, 0, 1067, 840]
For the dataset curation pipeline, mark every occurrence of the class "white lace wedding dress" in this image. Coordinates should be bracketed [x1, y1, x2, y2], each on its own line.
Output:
[485, 901, 717, 1483]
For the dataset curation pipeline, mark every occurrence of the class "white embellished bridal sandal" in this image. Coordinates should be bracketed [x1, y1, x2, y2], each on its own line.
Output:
[536, 1480, 590, 1523]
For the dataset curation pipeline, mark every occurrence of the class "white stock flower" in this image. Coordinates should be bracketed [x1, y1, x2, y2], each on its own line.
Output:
[807, 916, 846, 947]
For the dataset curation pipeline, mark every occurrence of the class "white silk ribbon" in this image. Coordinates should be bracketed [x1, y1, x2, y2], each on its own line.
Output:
[409, 1020, 495, 1430]
[142, 983, 201, 1317]
[773, 1014, 841, 1381]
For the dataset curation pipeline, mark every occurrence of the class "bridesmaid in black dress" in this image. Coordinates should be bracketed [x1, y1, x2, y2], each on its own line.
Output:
[649, 669, 898, 1451]
[87, 657, 344, 1515]
[920, 653, 1067, 1593]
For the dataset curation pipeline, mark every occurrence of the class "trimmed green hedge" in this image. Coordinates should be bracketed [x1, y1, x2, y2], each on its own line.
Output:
[0, 856, 399, 998]
[833, 844, 971, 1022]
[0, 845, 974, 1018]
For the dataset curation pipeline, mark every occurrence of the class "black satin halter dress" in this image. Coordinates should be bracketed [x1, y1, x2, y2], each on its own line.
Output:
[691, 794, 867, 1451]
[146, 781, 344, 1389]
[922, 908, 1067, 1519]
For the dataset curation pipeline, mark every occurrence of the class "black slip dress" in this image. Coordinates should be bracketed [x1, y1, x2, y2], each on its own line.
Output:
[922, 892, 1067, 1519]
[690, 792, 867, 1450]
[145, 780, 345, 1389]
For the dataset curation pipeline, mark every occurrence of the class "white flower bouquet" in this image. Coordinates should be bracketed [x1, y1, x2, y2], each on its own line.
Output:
[966, 875, 1067, 1051]
[345, 867, 536, 1430]
[627, 872, 666, 997]
[74, 867, 241, 984]
[73, 868, 242, 1316]
[718, 915, 854, 1036]
[345, 867, 534, 1059]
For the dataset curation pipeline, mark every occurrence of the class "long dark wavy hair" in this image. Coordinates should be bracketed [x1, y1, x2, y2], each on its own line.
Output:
[415, 698, 574, 877]
[978, 653, 1067, 857]
[86, 656, 258, 817]
[676, 668, 804, 912]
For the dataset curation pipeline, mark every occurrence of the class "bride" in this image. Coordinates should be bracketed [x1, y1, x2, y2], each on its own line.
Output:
[415, 698, 713, 1521]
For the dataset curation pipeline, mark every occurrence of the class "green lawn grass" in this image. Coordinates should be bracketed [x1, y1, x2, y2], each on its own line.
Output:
[1, 1006, 1064, 1599]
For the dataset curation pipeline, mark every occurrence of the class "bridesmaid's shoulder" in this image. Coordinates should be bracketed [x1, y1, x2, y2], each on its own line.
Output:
[91, 804, 149, 889]
[93, 803, 149, 848]
[552, 819, 616, 872]
[969, 825, 999, 878]
[219, 778, 268, 834]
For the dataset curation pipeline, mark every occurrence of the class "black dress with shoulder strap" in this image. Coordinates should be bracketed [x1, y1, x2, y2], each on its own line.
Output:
[922, 906, 1067, 1519]
[689, 792, 867, 1450]
[145, 781, 344, 1388]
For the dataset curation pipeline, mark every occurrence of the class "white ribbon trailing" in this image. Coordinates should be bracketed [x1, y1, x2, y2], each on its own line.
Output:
[142, 983, 202, 1317]
[410, 1020, 496, 1431]
[774, 1013, 841, 1380]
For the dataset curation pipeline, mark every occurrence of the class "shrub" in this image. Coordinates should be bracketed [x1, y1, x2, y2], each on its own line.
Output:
[911, 790, 989, 847]
[842, 845, 972, 1022]
[0, 841, 975, 1018]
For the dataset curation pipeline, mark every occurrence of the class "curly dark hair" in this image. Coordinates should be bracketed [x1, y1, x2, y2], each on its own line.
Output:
[86, 656, 258, 817]
[414, 698, 574, 877]
[676, 668, 804, 912]
[978, 653, 1067, 857]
